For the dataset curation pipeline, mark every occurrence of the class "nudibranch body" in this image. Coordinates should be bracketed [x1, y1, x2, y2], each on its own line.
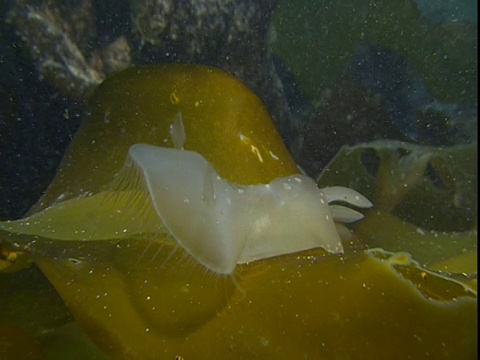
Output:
[120, 143, 371, 274]
[0, 64, 371, 274]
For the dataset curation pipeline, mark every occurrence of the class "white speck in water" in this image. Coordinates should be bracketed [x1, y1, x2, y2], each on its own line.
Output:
[260, 337, 269, 347]
[416, 228, 425, 235]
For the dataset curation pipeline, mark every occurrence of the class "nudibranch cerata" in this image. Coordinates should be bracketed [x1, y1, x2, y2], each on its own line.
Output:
[0, 64, 371, 274]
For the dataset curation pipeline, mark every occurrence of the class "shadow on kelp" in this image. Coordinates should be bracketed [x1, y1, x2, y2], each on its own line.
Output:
[0, 65, 477, 359]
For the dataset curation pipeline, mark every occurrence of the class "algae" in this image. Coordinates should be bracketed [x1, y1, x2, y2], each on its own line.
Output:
[0, 65, 476, 358]
[317, 140, 477, 275]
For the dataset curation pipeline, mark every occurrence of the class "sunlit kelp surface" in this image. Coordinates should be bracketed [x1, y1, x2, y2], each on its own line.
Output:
[0, 65, 477, 358]
[33, 241, 477, 359]
[25, 64, 297, 217]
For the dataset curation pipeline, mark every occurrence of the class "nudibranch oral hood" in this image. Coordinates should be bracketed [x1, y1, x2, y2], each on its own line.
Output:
[0, 64, 371, 274]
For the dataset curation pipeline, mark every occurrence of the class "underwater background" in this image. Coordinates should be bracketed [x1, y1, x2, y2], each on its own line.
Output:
[0, 0, 477, 358]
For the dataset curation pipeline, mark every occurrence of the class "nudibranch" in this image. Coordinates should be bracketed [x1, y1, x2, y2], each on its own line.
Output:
[0, 64, 371, 274]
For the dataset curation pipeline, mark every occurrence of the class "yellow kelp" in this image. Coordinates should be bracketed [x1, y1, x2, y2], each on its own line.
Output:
[29, 64, 298, 214]
[0, 65, 476, 359]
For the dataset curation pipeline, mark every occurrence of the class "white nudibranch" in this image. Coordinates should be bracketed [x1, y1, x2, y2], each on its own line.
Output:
[0, 110, 371, 275]
[125, 143, 372, 274]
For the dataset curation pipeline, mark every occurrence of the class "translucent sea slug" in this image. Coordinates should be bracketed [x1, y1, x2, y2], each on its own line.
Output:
[103, 142, 371, 274]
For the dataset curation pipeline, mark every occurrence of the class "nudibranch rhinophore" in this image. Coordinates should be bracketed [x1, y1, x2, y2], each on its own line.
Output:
[0, 64, 371, 274]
